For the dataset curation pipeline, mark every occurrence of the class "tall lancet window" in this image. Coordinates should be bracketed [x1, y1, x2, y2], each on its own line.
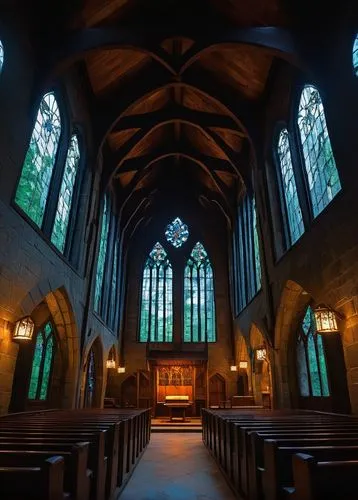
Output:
[276, 128, 304, 245]
[296, 306, 330, 397]
[353, 34, 358, 76]
[0, 40, 4, 72]
[28, 322, 56, 401]
[139, 242, 173, 342]
[184, 242, 216, 342]
[297, 85, 341, 217]
[15, 92, 62, 226]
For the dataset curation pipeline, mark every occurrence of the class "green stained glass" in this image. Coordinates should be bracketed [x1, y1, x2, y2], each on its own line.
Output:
[109, 240, 119, 328]
[15, 92, 62, 227]
[297, 339, 310, 396]
[277, 129, 304, 244]
[28, 332, 44, 400]
[28, 322, 56, 401]
[184, 242, 216, 342]
[296, 306, 330, 398]
[94, 196, 110, 312]
[0, 40, 4, 72]
[353, 35, 358, 76]
[139, 242, 173, 342]
[297, 85, 341, 218]
[40, 334, 54, 400]
[317, 335, 330, 396]
[51, 134, 81, 252]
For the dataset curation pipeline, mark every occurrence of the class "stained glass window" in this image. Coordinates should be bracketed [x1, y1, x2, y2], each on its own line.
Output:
[296, 306, 330, 397]
[139, 242, 173, 342]
[0, 40, 4, 72]
[233, 192, 262, 313]
[297, 85, 341, 218]
[51, 134, 81, 252]
[15, 92, 62, 226]
[353, 35, 358, 76]
[85, 349, 96, 408]
[94, 196, 110, 312]
[277, 129, 304, 244]
[184, 242, 216, 342]
[165, 217, 189, 248]
[109, 239, 119, 328]
[28, 322, 56, 401]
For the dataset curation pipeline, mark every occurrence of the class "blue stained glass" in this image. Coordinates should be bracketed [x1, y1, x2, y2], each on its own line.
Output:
[353, 35, 358, 76]
[139, 242, 173, 342]
[252, 198, 262, 289]
[165, 217, 189, 248]
[184, 242, 216, 342]
[0, 40, 4, 72]
[298, 85, 341, 218]
[277, 129, 304, 244]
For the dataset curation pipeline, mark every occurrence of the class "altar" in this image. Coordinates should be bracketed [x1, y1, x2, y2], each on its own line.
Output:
[164, 395, 192, 421]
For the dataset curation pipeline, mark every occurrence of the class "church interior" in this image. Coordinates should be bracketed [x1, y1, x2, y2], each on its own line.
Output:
[0, 0, 358, 498]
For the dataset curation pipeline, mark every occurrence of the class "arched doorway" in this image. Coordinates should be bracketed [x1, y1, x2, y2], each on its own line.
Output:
[9, 287, 79, 412]
[209, 373, 225, 407]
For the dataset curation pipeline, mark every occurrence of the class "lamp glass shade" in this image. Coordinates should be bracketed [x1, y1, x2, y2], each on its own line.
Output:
[230, 365, 237, 371]
[256, 348, 267, 361]
[117, 366, 126, 374]
[13, 316, 34, 341]
[239, 361, 248, 369]
[106, 359, 116, 369]
[314, 306, 338, 333]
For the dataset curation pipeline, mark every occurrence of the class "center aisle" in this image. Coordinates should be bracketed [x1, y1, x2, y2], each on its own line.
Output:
[119, 433, 236, 500]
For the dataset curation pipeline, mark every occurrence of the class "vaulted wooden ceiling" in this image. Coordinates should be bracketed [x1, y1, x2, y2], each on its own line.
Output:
[9, 0, 313, 236]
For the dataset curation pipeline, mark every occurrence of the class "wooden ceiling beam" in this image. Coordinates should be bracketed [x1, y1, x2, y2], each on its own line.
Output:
[112, 103, 241, 134]
[38, 24, 301, 88]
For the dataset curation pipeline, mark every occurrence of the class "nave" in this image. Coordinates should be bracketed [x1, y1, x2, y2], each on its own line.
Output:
[119, 433, 235, 500]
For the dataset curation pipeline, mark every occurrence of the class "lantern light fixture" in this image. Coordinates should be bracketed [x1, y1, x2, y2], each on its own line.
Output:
[239, 360, 248, 369]
[230, 365, 237, 372]
[314, 304, 339, 333]
[117, 366, 126, 374]
[106, 358, 116, 369]
[13, 316, 34, 341]
[256, 346, 267, 361]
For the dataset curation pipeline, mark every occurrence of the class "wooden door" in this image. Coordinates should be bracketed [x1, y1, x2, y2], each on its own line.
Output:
[209, 373, 225, 407]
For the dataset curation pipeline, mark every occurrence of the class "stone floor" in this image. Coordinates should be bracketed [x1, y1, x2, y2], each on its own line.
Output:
[119, 433, 236, 500]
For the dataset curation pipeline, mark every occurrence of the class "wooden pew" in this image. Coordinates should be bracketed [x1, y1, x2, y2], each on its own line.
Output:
[264, 442, 358, 500]
[0, 455, 65, 500]
[0, 443, 90, 500]
[289, 453, 358, 500]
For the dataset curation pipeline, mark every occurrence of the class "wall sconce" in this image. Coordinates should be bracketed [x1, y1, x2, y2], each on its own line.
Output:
[256, 347, 267, 361]
[106, 358, 116, 369]
[117, 366, 126, 374]
[314, 304, 339, 333]
[239, 360, 248, 369]
[13, 316, 34, 341]
[230, 365, 237, 372]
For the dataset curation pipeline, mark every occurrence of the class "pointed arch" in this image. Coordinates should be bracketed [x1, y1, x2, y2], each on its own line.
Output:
[183, 242, 216, 342]
[81, 336, 104, 408]
[51, 133, 81, 252]
[276, 128, 304, 244]
[139, 242, 173, 342]
[353, 34, 358, 76]
[15, 92, 62, 226]
[94, 194, 111, 312]
[297, 85, 341, 218]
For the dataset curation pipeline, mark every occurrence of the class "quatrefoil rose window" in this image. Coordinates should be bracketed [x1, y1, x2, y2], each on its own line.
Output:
[165, 217, 189, 248]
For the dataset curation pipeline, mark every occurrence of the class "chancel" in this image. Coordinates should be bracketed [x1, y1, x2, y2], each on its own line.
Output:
[0, 1, 357, 499]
